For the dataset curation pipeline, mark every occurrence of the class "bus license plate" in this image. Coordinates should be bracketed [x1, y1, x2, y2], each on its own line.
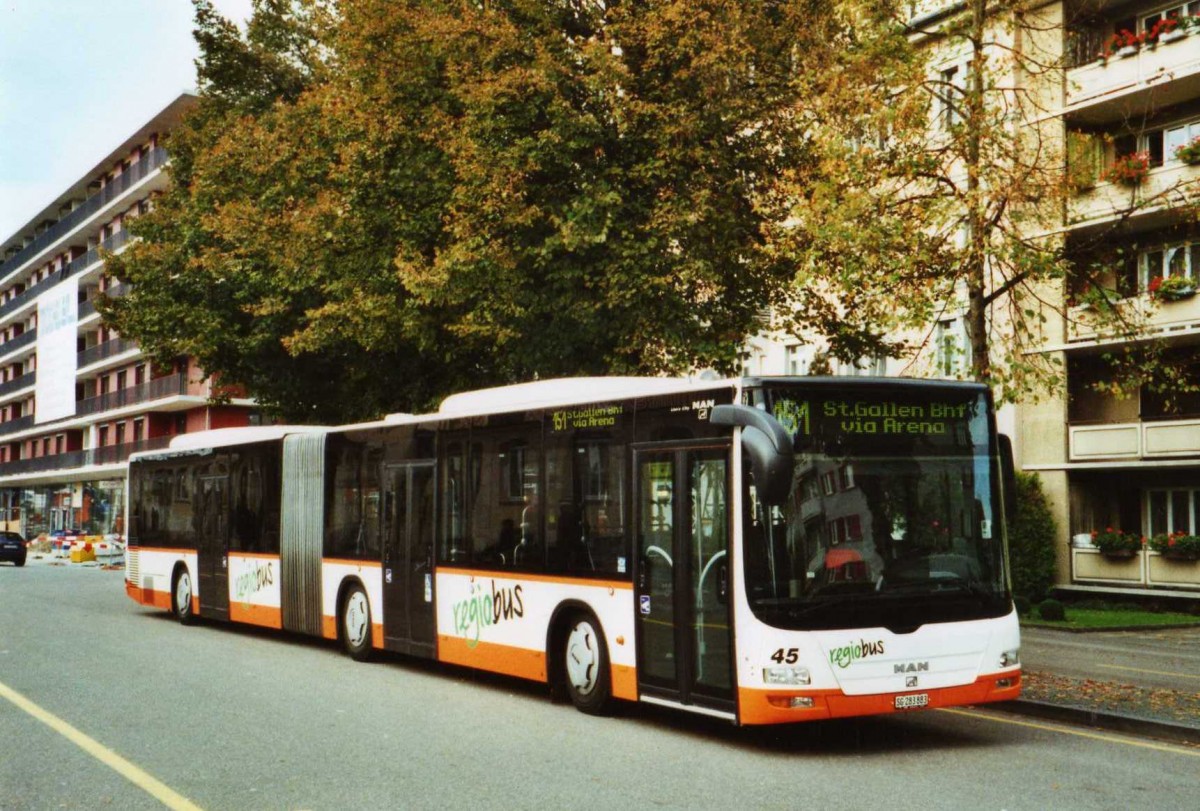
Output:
[894, 693, 929, 710]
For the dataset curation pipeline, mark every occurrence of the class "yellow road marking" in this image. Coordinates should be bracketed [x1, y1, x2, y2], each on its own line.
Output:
[939, 707, 1200, 757]
[0, 679, 204, 811]
[1096, 663, 1200, 682]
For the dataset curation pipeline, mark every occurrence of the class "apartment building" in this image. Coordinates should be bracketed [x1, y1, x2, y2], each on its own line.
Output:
[1026, 1, 1200, 598]
[749, 1, 1200, 600]
[0, 94, 258, 540]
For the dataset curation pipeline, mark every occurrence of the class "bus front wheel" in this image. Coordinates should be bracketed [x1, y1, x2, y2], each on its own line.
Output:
[341, 585, 373, 662]
[563, 614, 612, 715]
[172, 568, 194, 625]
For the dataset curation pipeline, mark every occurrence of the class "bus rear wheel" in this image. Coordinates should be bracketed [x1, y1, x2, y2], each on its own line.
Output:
[341, 585, 373, 662]
[563, 614, 611, 715]
[172, 568, 194, 625]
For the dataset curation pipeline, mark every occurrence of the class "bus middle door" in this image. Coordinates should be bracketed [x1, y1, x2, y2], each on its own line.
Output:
[634, 442, 734, 715]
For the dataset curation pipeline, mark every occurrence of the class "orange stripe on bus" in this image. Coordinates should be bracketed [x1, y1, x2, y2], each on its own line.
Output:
[736, 673, 1022, 725]
[319, 616, 385, 649]
[229, 602, 282, 629]
[612, 664, 638, 701]
[228, 552, 281, 562]
[322, 558, 383, 569]
[438, 635, 548, 682]
[437, 567, 633, 592]
[129, 547, 198, 556]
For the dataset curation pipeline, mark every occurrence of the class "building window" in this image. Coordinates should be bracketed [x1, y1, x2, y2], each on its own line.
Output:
[837, 355, 887, 377]
[1139, 241, 1200, 290]
[822, 470, 837, 496]
[1146, 489, 1198, 536]
[936, 65, 963, 130]
[935, 318, 970, 377]
[785, 344, 807, 376]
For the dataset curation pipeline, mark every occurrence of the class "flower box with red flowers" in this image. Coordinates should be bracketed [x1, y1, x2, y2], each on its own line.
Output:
[1148, 275, 1197, 302]
[1103, 151, 1151, 186]
[1090, 528, 1143, 558]
[1149, 532, 1200, 561]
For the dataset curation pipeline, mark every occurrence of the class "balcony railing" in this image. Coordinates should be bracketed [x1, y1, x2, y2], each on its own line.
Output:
[1066, 29, 1200, 109]
[1067, 284, 1200, 344]
[0, 435, 172, 477]
[78, 336, 139, 368]
[0, 415, 35, 437]
[76, 372, 189, 417]
[0, 371, 35, 400]
[0, 329, 37, 359]
[0, 231, 133, 325]
[0, 147, 166, 284]
[77, 281, 131, 320]
[1070, 416, 1200, 460]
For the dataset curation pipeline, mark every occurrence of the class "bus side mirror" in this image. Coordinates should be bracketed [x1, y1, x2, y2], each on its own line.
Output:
[998, 434, 1017, 523]
[710, 404, 795, 506]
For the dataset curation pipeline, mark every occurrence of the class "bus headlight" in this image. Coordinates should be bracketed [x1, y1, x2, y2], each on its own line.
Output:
[764, 667, 811, 686]
[999, 649, 1020, 668]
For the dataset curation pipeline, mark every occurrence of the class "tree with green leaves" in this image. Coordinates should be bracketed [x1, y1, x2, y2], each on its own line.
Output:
[773, 1, 1200, 405]
[103, 0, 845, 422]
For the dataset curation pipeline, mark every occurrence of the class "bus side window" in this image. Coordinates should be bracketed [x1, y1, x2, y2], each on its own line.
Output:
[546, 432, 627, 576]
[466, 419, 543, 570]
[440, 440, 469, 563]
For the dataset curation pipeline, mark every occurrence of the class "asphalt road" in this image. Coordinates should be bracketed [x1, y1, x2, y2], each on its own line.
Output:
[1021, 625, 1200, 692]
[2, 560, 1198, 811]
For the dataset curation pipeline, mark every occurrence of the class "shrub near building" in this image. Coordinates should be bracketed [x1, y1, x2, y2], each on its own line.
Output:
[1008, 472, 1058, 604]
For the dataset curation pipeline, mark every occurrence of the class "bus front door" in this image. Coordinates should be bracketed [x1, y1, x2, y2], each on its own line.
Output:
[383, 463, 436, 657]
[634, 444, 733, 713]
[197, 464, 230, 621]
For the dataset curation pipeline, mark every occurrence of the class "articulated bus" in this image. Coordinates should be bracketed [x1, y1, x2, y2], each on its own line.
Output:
[125, 376, 1021, 725]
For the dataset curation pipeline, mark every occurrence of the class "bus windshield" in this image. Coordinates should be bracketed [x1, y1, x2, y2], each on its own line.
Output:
[742, 382, 1011, 632]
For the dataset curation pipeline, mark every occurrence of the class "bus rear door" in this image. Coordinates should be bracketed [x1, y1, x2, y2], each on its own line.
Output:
[197, 460, 230, 621]
[383, 462, 436, 657]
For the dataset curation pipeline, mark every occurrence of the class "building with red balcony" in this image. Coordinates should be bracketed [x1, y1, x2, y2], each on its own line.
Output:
[0, 94, 261, 539]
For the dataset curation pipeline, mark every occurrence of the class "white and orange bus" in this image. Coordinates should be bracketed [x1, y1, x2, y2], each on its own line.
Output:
[125, 376, 1021, 724]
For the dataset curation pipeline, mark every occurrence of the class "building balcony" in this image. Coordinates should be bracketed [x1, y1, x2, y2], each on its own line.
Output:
[0, 232, 132, 331]
[0, 329, 37, 362]
[1066, 288, 1200, 345]
[0, 415, 35, 438]
[0, 435, 172, 479]
[0, 371, 35, 401]
[77, 336, 138, 369]
[76, 372, 188, 418]
[1070, 416, 1200, 461]
[1068, 160, 1200, 231]
[0, 147, 165, 286]
[1066, 32, 1200, 122]
[1070, 547, 1200, 591]
[77, 281, 130, 321]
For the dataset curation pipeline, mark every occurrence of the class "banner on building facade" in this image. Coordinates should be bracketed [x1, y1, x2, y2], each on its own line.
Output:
[36, 277, 79, 424]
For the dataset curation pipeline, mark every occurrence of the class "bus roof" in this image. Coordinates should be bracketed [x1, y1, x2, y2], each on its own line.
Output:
[127, 425, 327, 464]
[427, 376, 735, 420]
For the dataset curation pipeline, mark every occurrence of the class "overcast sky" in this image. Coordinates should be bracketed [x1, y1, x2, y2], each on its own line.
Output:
[0, 0, 252, 241]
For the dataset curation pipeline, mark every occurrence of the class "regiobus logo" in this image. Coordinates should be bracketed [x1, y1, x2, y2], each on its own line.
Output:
[828, 639, 886, 669]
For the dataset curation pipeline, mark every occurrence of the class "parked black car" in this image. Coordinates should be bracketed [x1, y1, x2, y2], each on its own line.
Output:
[0, 531, 27, 566]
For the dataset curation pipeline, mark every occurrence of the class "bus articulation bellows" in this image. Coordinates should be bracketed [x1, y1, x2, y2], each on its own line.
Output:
[125, 376, 1021, 725]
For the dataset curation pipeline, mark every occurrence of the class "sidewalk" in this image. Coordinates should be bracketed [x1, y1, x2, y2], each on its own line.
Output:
[995, 625, 1200, 745]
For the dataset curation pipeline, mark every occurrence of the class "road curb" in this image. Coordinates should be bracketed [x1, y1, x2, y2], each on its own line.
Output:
[990, 699, 1200, 746]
